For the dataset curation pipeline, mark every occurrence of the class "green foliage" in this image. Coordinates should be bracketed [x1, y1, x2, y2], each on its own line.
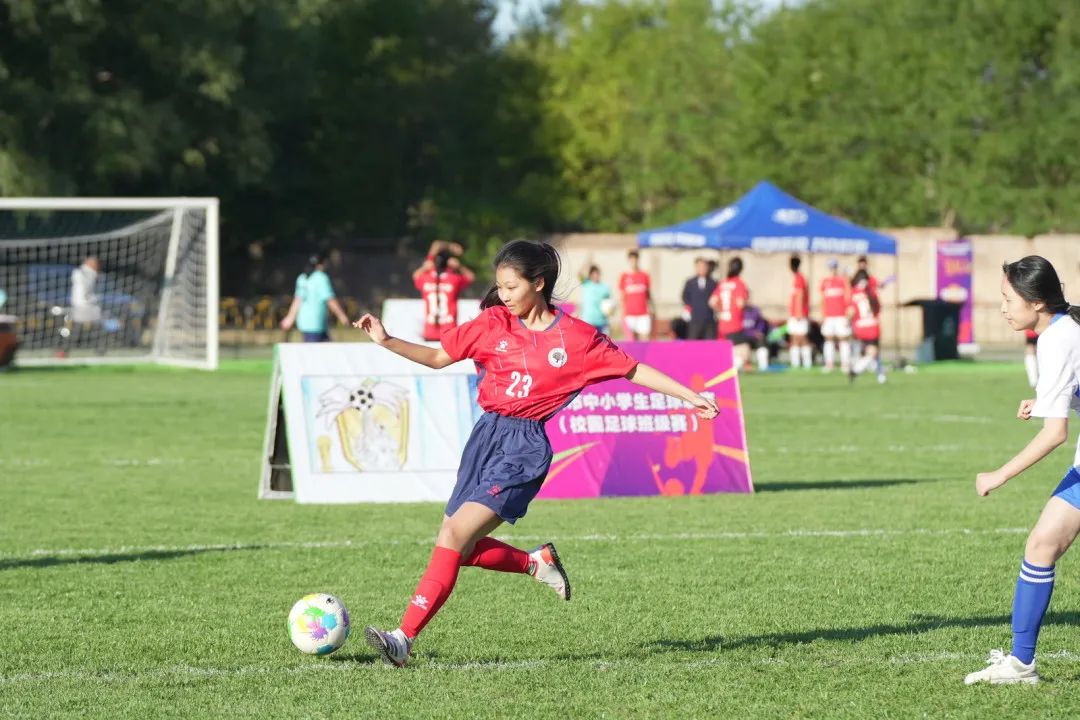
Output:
[3, 0, 1080, 256]
[4, 363, 1080, 717]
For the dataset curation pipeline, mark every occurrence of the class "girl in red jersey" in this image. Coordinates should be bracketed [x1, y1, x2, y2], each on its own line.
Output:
[847, 270, 885, 384]
[353, 240, 719, 667]
[412, 240, 475, 341]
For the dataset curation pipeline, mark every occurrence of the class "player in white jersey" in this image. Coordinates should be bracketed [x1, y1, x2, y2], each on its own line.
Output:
[964, 256, 1080, 685]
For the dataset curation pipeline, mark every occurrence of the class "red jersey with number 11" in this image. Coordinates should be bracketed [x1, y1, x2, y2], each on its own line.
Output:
[440, 306, 638, 421]
[415, 269, 471, 341]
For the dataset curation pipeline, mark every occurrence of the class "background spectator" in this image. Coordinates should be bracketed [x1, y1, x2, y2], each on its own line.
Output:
[579, 265, 613, 334]
[280, 253, 350, 342]
[681, 257, 718, 339]
[619, 250, 652, 340]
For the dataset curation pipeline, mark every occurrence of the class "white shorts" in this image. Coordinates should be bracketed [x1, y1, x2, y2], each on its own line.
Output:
[623, 314, 652, 337]
[821, 316, 852, 339]
[787, 317, 809, 336]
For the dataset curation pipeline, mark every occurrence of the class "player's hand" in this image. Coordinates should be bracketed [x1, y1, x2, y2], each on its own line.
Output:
[975, 470, 1007, 496]
[353, 313, 389, 345]
[448, 242, 464, 255]
[1017, 399, 1035, 420]
[280, 317, 294, 331]
[689, 393, 719, 420]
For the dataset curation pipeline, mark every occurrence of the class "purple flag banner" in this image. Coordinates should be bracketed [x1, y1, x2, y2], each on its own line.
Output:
[539, 341, 753, 499]
[936, 239, 974, 346]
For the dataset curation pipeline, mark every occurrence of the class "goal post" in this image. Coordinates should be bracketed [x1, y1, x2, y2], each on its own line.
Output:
[0, 197, 219, 369]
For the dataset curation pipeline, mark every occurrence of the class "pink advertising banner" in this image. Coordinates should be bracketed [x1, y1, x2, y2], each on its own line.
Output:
[936, 238, 974, 345]
[538, 340, 753, 499]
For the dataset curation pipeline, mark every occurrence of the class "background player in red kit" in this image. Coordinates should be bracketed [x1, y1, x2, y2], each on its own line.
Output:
[848, 270, 885, 383]
[1024, 329, 1039, 387]
[787, 255, 812, 368]
[354, 240, 718, 667]
[820, 258, 852, 372]
[413, 240, 475, 341]
[619, 250, 652, 340]
[710, 257, 766, 371]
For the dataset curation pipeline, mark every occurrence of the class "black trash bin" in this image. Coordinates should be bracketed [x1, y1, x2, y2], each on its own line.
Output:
[905, 299, 962, 362]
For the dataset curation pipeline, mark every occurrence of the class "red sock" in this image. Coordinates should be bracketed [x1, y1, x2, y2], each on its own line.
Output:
[462, 537, 532, 574]
[399, 546, 462, 640]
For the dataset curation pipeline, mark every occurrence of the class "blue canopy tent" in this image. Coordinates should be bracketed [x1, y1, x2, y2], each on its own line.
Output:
[638, 180, 896, 255]
[638, 180, 900, 356]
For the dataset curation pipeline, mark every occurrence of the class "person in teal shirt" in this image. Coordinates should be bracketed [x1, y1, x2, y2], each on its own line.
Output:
[579, 266, 613, 334]
[281, 253, 350, 342]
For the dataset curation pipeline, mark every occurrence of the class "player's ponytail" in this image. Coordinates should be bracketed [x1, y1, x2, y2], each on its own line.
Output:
[481, 240, 562, 310]
[1002, 255, 1080, 326]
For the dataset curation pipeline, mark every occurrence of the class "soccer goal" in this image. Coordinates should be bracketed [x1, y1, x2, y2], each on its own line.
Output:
[0, 198, 218, 369]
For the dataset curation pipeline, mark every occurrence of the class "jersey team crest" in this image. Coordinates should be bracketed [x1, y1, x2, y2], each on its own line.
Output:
[548, 347, 568, 368]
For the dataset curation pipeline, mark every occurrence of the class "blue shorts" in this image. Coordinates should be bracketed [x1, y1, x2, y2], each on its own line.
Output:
[1052, 467, 1080, 510]
[446, 412, 553, 524]
[302, 331, 331, 343]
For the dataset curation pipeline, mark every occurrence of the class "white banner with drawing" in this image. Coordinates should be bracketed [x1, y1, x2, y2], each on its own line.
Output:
[262, 343, 481, 503]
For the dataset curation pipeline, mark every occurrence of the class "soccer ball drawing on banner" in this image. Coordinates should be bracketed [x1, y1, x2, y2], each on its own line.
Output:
[287, 593, 351, 655]
[315, 378, 410, 472]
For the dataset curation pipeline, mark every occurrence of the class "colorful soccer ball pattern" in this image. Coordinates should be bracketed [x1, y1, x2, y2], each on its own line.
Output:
[287, 593, 350, 655]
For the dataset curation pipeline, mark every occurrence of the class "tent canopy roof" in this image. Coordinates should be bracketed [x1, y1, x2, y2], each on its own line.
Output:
[638, 181, 896, 256]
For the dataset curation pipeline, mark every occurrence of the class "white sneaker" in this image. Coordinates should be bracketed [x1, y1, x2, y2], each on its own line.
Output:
[364, 626, 412, 668]
[964, 649, 1039, 685]
[528, 543, 570, 600]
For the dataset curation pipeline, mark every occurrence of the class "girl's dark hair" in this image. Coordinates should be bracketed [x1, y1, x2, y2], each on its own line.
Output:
[852, 270, 879, 313]
[481, 240, 561, 309]
[789, 255, 801, 272]
[1003, 255, 1080, 326]
[303, 253, 325, 276]
[727, 256, 743, 278]
[433, 249, 452, 274]
[587, 265, 600, 276]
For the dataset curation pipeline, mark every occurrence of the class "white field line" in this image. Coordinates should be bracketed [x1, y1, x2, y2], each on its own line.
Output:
[752, 409, 997, 425]
[0, 527, 1030, 562]
[5, 651, 1080, 685]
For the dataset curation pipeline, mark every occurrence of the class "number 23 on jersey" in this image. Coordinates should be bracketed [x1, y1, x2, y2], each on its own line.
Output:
[506, 371, 532, 398]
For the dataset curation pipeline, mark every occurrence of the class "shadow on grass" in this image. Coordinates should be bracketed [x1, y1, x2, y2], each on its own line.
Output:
[753, 478, 922, 492]
[328, 650, 381, 665]
[641, 611, 1080, 654]
[0, 545, 268, 571]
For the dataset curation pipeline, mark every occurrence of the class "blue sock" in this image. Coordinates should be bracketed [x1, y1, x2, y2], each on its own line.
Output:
[1011, 560, 1055, 665]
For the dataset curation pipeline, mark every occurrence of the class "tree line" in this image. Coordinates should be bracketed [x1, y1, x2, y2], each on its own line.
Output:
[2, 0, 1078, 274]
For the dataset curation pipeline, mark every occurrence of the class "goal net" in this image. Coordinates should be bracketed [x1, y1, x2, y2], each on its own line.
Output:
[0, 198, 218, 369]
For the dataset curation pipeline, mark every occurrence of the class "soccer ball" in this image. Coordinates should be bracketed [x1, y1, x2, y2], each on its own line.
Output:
[287, 593, 351, 655]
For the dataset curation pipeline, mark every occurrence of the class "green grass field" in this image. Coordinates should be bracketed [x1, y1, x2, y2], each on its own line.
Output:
[3, 361, 1080, 718]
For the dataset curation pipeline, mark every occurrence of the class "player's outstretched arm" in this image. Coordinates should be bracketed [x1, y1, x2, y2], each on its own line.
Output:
[626, 363, 718, 419]
[353, 313, 454, 369]
[975, 416, 1068, 496]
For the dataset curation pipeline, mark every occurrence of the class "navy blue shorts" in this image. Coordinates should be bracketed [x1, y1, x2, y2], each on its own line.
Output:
[446, 412, 553, 524]
[302, 331, 331, 343]
[1052, 467, 1080, 510]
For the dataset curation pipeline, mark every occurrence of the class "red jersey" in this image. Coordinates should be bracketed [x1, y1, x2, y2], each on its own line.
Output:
[789, 272, 809, 318]
[712, 277, 748, 336]
[619, 271, 651, 316]
[415, 269, 471, 341]
[849, 286, 880, 340]
[440, 306, 638, 421]
[821, 276, 848, 318]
